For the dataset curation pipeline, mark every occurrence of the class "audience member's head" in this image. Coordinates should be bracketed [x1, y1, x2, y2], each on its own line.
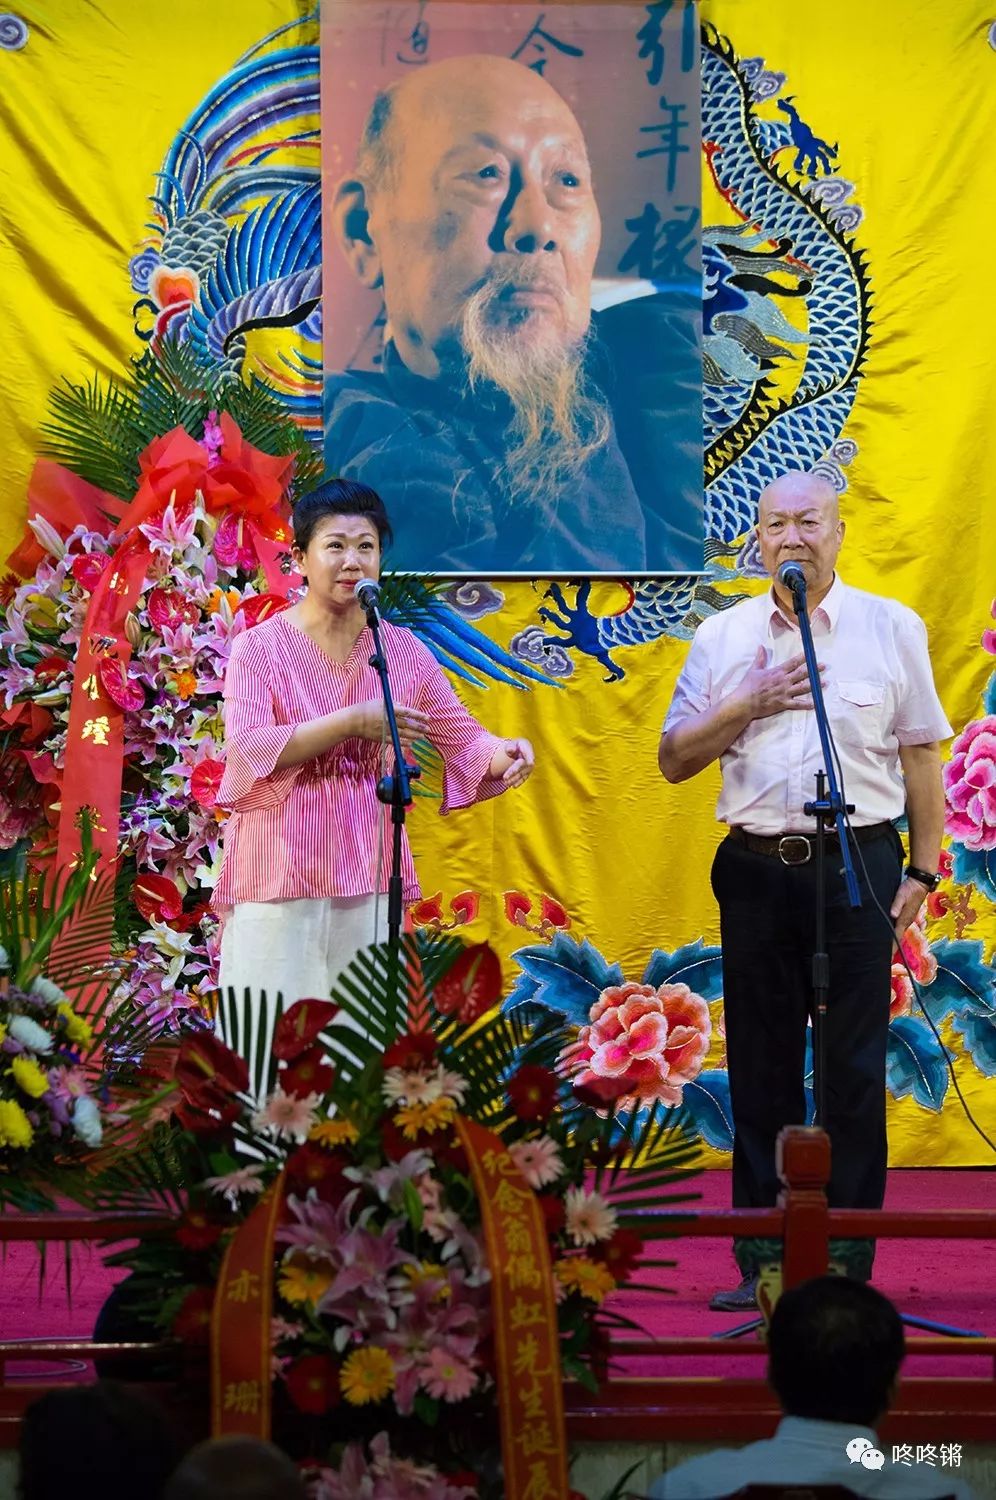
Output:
[767, 1275, 905, 1427]
[164, 1436, 307, 1500]
[18, 1381, 179, 1499]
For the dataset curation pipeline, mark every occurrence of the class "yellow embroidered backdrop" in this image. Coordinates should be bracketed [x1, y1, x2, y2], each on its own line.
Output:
[1, 1, 993, 1164]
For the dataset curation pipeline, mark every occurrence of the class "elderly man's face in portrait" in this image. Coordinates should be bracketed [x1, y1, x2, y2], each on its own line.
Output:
[336, 55, 602, 384]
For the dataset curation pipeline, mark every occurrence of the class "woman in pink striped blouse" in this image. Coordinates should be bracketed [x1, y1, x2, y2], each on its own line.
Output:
[214, 477, 533, 1089]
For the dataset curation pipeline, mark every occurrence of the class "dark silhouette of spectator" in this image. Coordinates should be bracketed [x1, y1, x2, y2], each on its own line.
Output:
[648, 1277, 974, 1498]
[18, 1381, 179, 1500]
[164, 1436, 307, 1500]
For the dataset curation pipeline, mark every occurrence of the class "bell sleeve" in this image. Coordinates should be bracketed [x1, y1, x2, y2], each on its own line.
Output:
[415, 650, 507, 815]
[217, 628, 302, 812]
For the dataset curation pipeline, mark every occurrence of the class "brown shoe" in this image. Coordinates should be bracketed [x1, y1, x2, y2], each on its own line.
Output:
[709, 1273, 758, 1311]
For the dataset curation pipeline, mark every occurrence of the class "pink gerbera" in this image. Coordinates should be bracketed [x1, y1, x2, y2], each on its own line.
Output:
[419, 1346, 478, 1402]
[564, 1186, 617, 1247]
[252, 1088, 322, 1142]
[508, 1136, 564, 1189]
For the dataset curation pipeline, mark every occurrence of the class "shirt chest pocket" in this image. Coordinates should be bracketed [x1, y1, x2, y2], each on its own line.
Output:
[830, 678, 889, 749]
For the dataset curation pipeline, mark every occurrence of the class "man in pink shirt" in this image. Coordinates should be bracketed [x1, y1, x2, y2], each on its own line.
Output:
[659, 471, 951, 1310]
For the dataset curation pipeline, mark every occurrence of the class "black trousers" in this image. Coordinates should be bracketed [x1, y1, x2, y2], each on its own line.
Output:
[711, 827, 903, 1214]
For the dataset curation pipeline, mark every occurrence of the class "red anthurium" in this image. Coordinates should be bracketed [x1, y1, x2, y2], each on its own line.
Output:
[237, 593, 290, 629]
[410, 891, 445, 925]
[382, 1031, 437, 1071]
[506, 1064, 559, 1122]
[70, 553, 110, 591]
[281, 1046, 334, 1100]
[503, 890, 532, 926]
[132, 871, 185, 924]
[190, 758, 225, 809]
[213, 512, 259, 573]
[174, 1097, 241, 1135]
[172, 900, 212, 934]
[147, 586, 200, 629]
[540, 894, 571, 929]
[98, 657, 145, 712]
[433, 942, 502, 1023]
[175, 1030, 249, 1102]
[172, 1285, 215, 1344]
[285, 1355, 340, 1415]
[449, 890, 480, 924]
[272, 1000, 339, 1062]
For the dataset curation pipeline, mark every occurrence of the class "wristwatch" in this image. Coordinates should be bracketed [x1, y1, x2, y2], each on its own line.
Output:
[906, 865, 940, 891]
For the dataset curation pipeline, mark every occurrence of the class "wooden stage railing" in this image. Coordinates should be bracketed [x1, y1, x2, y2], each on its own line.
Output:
[1, 1128, 994, 1446]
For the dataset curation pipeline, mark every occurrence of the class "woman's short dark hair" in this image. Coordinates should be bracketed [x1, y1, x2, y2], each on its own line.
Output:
[291, 476, 393, 552]
[767, 1276, 905, 1426]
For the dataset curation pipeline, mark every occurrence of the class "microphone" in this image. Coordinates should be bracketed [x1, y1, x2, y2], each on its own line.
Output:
[355, 579, 381, 616]
[777, 560, 807, 598]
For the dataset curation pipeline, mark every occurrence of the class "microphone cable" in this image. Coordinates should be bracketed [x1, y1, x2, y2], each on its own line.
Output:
[825, 734, 996, 1155]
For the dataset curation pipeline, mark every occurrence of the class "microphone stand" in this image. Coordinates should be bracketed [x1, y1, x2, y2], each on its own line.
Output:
[787, 571, 860, 1133]
[360, 590, 420, 1002]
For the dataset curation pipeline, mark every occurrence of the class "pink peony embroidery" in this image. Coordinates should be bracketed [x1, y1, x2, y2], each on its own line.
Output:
[561, 980, 711, 1111]
[943, 716, 996, 851]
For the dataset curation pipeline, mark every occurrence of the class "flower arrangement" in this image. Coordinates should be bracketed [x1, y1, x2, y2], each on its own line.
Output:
[100, 936, 696, 1498]
[0, 822, 135, 1202]
[0, 342, 322, 1036]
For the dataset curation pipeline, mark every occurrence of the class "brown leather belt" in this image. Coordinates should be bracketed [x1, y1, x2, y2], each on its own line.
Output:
[727, 821, 894, 866]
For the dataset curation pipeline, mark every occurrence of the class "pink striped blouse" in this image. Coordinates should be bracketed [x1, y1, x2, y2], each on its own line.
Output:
[213, 612, 505, 912]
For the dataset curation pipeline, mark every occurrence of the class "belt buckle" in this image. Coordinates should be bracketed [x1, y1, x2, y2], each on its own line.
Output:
[778, 835, 811, 866]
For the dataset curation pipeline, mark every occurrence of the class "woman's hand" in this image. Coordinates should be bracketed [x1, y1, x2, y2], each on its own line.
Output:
[490, 737, 535, 788]
[346, 699, 430, 745]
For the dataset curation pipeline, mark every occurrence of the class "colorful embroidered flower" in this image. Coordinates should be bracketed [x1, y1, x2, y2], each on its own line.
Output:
[563, 979, 711, 1111]
[944, 716, 996, 851]
[340, 1346, 396, 1405]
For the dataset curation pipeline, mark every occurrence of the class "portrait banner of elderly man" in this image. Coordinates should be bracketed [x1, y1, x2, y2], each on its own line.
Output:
[321, 1, 703, 576]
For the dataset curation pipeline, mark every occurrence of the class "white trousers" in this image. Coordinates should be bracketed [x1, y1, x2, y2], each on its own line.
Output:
[217, 894, 385, 1102]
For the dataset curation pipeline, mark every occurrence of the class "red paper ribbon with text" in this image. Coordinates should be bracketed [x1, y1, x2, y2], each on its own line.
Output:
[210, 1171, 286, 1438]
[455, 1116, 570, 1500]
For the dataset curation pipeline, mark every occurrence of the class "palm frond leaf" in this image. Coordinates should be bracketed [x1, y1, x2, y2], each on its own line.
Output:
[40, 379, 145, 500]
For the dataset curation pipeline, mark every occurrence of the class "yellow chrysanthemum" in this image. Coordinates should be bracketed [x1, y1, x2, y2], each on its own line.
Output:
[394, 1096, 457, 1140]
[56, 1003, 93, 1048]
[308, 1119, 359, 1149]
[554, 1256, 617, 1305]
[0, 1022, 7, 1045]
[11, 1055, 49, 1099]
[340, 1345, 396, 1405]
[0, 1098, 35, 1150]
[277, 1258, 334, 1309]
